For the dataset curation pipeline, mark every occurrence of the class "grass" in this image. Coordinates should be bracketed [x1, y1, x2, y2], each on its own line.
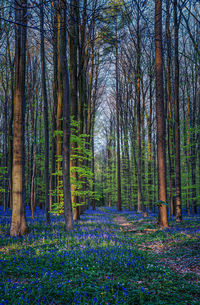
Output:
[0, 207, 199, 304]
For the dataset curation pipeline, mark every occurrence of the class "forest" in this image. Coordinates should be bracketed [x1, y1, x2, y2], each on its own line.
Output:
[0, 0, 200, 304]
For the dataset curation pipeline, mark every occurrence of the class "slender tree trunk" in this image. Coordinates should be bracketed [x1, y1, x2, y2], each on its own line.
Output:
[40, 0, 50, 223]
[50, 0, 58, 210]
[56, 0, 63, 205]
[147, 67, 153, 212]
[107, 131, 112, 207]
[186, 85, 191, 215]
[70, 0, 80, 220]
[141, 81, 146, 212]
[92, 125, 95, 210]
[153, 133, 157, 211]
[3, 92, 8, 211]
[191, 83, 197, 215]
[77, 0, 87, 215]
[197, 80, 200, 211]
[115, 17, 122, 212]
[7, 36, 14, 209]
[166, 0, 173, 217]
[10, 0, 28, 237]
[2, 57, 9, 210]
[155, 0, 169, 227]
[91, 52, 99, 210]
[58, 0, 73, 231]
[25, 99, 30, 208]
[136, 10, 142, 212]
[30, 96, 38, 219]
[174, 0, 182, 222]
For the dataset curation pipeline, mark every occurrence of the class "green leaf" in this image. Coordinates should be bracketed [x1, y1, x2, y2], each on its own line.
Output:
[155, 200, 168, 206]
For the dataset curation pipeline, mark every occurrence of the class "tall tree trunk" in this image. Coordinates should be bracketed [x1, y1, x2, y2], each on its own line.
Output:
[58, 0, 73, 231]
[91, 52, 99, 211]
[185, 82, 191, 215]
[191, 72, 197, 215]
[50, 0, 58, 210]
[10, 0, 28, 237]
[115, 17, 122, 212]
[25, 94, 30, 209]
[70, 0, 80, 220]
[136, 10, 142, 212]
[141, 80, 146, 212]
[2, 55, 9, 211]
[40, 0, 50, 223]
[92, 124, 95, 210]
[155, 0, 169, 227]
[78, 0, 87, 215]
[7, 36, 14, 209]
[56, 0, 63, 205]
[147, 66, 153, 212]
[30, 96, 38, 219]
[166, 0, 174, 218]
[174, 0, 182, 222]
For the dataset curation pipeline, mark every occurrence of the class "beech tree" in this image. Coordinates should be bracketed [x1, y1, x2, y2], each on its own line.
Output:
[10, 0, 28, 236]
[57, 0, 73, 230]
[174, 0, 182, 222]
[40, 0, 50, 223]
[155, 0, 168, 227]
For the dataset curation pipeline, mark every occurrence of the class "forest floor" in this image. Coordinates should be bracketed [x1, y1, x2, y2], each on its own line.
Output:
[114, 213, 200, 282]
[0, 206, 200, 305]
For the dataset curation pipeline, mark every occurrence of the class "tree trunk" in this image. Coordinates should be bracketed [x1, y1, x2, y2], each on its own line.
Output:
[115, 17, 122, 212]
[30, 96, 38, 219]
[174, 0, 182, 222]
[40, 0, 50, 223]
[191, 78, 197, 215]
[147, 66, 153, 212]
[2, 57, 9, 211]
[92, 125, 95, 210]
[166, 0, 174, 218]
[136, 10, 142, 212]
[50, 0, 58, 211]
[7, 36, 14, 210]
[10, 0, 28, 237]
[58, 0, 73, 231]
[70, 0, 80, 220]
[155, 0, 169, 227]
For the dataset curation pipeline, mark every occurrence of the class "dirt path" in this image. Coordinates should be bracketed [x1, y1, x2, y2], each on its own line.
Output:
[114, 215, 157, 234]
[114, 215, 132, 228]
[114, 214, 200, 282]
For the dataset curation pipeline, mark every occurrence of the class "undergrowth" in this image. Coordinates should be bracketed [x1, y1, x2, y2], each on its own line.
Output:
[0, 207, 199, 304]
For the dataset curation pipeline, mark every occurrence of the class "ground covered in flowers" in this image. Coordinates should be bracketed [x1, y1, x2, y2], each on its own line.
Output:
[0, 207, 200, 304]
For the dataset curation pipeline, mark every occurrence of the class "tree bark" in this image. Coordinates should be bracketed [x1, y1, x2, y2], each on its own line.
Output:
[174, 0, 182, 222]
[50, 0, 58, 211]
[58, 0, 73, 231]
[10, 0, 28, 237]
[7, 35, 14, 210]
[30, 95, 38, 219]
[136, 10, 142, 212]
[166, 0, 174, 218]
[115, 17, 122, 212]
[147, 66, 153, 212]
[155, 0, 169, 227]
[40, 0, 50, 223]
[70, 0, 80, 220]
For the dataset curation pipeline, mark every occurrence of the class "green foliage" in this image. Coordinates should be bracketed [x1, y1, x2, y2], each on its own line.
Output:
[155, 200, 168, 206]
[0, 153, 8, 193]
[51, 119, 97, 215]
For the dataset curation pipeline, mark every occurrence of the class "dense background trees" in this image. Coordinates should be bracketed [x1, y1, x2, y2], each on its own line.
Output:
[0, 0, 199, 234]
